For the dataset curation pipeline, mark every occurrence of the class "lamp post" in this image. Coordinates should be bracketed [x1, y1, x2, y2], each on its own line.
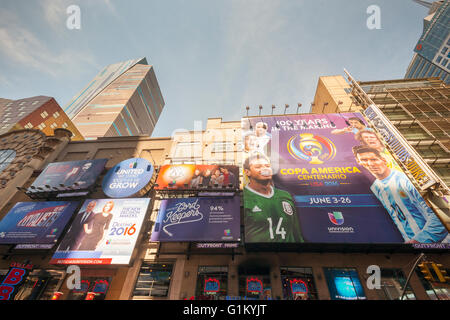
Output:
[259, 105, 263, 116]
[284, 104, 289, 114]
[297, 103, 302, 114]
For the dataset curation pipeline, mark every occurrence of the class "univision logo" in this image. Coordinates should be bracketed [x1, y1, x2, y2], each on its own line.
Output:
[328, 211, 344, 226]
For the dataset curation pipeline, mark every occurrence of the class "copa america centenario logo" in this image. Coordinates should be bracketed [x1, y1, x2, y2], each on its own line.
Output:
[287, 133, 337, 164]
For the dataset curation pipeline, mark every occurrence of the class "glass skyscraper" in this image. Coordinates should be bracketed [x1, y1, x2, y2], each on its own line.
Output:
[405, 0, 449, 83]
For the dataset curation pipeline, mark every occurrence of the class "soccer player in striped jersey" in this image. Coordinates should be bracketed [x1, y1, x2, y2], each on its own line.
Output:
[243, 153, 304, 243]
[353, 146, 449, 244]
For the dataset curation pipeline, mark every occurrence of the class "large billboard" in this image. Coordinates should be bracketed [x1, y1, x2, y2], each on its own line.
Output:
[364, 104, 440, 191]
[241, 113, 449, 246]
[150, 196, 240, 242]
[50, 198, 150, 265]
[102, 158, 155, 198]
[0, 201, 79, 249]
[29, 159, 108, 194]
[155, 165, 239, 190]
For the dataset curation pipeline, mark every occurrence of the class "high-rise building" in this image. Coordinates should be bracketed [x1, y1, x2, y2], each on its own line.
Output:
[405, 0, 449, 83]
[0, 96, 83, 141]
[64, 58, 165, 140]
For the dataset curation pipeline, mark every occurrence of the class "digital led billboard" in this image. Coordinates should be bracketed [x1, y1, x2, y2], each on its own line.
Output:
[0, 201, 79, 249]
[150, 196, 240, 242]
[51, 198, 150, 265]
[241, 113, 449, 246]
[155, 165, 239, 190]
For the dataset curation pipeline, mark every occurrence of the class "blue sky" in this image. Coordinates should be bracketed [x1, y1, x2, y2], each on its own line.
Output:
[0, 0, 428, 137]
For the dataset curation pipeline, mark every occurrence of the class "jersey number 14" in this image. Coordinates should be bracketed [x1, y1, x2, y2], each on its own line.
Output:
[267, 217, 286, 240]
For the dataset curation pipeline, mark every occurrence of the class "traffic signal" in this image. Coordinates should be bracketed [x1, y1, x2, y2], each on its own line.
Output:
[418, 262, 434, 282]
[431, 263, 450, 283]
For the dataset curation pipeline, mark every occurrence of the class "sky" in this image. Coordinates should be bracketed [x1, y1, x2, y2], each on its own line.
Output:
[0, 0, 429, 137]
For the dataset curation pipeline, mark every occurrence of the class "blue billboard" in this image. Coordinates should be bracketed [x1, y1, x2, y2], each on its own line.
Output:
[151, 196, 241, 242]
[102, 158, 155, 198]
[0, 201, 79, 248]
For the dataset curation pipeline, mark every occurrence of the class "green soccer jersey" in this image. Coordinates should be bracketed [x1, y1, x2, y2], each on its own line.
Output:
[244, 185, 304, 243]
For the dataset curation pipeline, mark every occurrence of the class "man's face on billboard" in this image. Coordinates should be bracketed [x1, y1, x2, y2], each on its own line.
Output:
[246, 158, 272, 182]
[356, 152, 389, 177]
[86, 201, 96, 212]
[361, 132, 383, 150]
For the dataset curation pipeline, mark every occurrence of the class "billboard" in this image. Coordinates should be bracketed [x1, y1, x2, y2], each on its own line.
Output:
[102, 158, 155, 198]
[150, 196, 240, 242]
[155, 165, 239, 190]
[241, 113, 450, 246]
[364, 104, 440, 191]
[29, 159, 107, 194]
[0, 201, 79, 248]
[50, 198, 150, 265]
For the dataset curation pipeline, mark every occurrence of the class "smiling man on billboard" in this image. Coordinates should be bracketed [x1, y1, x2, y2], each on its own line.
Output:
[244, 153, 304, 243]
[353, 145, 449, 244]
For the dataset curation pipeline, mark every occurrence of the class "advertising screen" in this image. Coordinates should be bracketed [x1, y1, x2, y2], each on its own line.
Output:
[324, 268, 366, 300]
[0, 201, 79, 248]
[30, 159, 107, 192]
[241, 113, 449, 246]
[150, 196, 240, 242]
[102, 158, 155, 198]
[50, 198, 150, 265]
[155, 165, 239, 190]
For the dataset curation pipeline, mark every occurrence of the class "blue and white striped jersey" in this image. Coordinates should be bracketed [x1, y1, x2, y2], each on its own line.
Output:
[371, 170, 449, 243]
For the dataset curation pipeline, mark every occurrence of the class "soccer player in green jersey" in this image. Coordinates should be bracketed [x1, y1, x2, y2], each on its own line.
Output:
[243, 153, 304, 243]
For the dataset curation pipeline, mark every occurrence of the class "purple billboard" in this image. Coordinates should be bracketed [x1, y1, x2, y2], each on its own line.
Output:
[242, 113, 449, 246]
[151, 196, 241, 242]
[0, 201, 79, 249]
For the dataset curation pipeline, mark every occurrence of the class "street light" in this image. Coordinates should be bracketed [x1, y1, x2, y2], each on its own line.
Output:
[284, 104, 289, 114]
[259, 105, 263, 116]
[297, 103, 302, 114]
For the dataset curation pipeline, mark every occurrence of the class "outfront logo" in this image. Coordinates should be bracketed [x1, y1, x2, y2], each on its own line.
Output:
[328, 211, 344, 225]
[287, 133, 336, 164]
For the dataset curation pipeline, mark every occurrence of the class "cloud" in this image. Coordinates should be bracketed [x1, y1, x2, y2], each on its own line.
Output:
[0, 8, 99, 77]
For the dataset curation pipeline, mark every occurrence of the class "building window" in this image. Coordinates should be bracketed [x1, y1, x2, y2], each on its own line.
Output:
[62, 122, 68, 129]
[37, 123, 47, 130]
[280, 267, 318, 300]
[32, 100, 40, 105]
[323, 268, 366, 300]
[0, 149, 16, 173]
[11, 270, 65, 300]
[66, 276, 112, 300]
[195, 266, 228, 300]
[373, 269, 415, 300]
[53, 111, 60, 118]
[132, 263, 173, 298]
[211, 142, 234, 153]
[173, 141, 201, 159]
